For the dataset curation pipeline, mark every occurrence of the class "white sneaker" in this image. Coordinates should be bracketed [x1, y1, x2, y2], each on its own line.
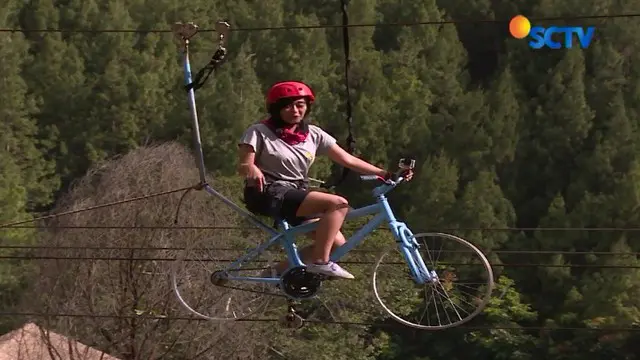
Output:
[306, 261, 355, 279]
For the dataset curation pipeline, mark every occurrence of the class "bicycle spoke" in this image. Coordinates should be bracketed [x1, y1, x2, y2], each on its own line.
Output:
[171, 235, 274, 320]
[373, 233, 494, 330]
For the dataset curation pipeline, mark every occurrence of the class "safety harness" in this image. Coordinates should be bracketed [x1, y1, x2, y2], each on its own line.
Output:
[181, 21, 230, 92]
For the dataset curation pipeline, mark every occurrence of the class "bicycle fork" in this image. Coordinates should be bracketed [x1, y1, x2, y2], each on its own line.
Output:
[389, 221, 436, 285]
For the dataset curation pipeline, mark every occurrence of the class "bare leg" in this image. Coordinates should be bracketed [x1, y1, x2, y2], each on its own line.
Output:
[292, 192, 353, 278]
[264, 191, 353, 279]
[294, 192, 349, 258]
[273, 229, 346, 274]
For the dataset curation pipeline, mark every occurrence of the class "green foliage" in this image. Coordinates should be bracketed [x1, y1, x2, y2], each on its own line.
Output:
[0, 0, 55, 333]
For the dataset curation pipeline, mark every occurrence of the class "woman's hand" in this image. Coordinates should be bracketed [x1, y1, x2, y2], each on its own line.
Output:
[380, 168, 414, 182]
[238, 145, 266, 191]
[246, 164, 266, 191]
[403, 168, 414, 181]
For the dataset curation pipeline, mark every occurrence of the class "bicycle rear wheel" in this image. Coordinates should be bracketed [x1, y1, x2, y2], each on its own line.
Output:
[372, 232, 494, 330]
[171, 235, 276, 321]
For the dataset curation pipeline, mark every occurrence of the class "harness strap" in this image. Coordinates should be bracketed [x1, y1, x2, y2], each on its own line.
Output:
[185, 48, 227, 92]
[185, 21, 230, 92]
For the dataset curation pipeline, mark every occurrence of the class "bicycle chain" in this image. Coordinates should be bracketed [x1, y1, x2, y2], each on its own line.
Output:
[213, 280, 288, 298]
[210, 268, 330, 321]
[209, 266, 290, 298]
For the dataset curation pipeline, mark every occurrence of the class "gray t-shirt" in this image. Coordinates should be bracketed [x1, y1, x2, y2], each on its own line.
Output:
[239, 122, 337, 182]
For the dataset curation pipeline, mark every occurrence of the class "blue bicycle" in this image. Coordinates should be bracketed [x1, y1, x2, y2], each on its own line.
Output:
[171, 159, 495, 330]
[169, 21, 494, 330]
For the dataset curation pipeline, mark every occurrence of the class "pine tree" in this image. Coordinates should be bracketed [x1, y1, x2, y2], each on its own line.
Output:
[0, 0, 55, 332]
[509, 50, 594, 228]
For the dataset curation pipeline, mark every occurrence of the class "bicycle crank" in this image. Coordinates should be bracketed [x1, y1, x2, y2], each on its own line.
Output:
[280, 266, 323, 300]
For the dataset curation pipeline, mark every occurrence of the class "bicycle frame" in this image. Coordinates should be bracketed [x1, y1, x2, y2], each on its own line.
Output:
[222, 177, 432, 286]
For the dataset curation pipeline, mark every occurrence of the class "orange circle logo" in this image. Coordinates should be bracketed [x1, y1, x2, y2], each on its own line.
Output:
[509, 15, 531, 39]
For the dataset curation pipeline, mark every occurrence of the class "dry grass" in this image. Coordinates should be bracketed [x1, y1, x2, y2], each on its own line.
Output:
[16, 142, 274, 359]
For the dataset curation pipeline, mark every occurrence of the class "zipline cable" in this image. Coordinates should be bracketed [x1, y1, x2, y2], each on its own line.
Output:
[1, 13, 640, 33]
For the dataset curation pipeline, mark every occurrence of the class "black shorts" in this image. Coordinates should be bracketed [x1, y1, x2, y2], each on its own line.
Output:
[243, 180, 311, 227]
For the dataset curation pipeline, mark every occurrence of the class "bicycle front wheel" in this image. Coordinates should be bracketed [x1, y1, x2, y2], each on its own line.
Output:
[372, 232, 494, 330]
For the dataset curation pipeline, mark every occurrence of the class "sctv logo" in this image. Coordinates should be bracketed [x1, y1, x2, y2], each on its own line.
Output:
[509, 15, 595, 49]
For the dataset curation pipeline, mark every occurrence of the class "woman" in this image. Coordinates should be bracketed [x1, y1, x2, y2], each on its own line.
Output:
[237, 80, 413, 279]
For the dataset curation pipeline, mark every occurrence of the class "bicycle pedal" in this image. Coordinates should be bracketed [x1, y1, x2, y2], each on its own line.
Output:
[279, 312, 304, 329]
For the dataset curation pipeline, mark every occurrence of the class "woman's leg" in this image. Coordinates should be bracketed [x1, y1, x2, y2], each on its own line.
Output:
[294, 192, 348, 259]
[300, 220, 347, 261]
[272, 227, 346, 274]
[267, 188, 353, 279]
[291, 191, 353, 278]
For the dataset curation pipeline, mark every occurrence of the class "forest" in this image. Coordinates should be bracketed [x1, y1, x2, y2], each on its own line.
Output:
[1, 0, 640, 359]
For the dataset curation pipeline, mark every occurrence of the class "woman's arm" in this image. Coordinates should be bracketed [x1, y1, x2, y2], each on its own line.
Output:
[237, 144, 256, 177]
[238, 144, 265, 191]
[326, 143, 388, 177]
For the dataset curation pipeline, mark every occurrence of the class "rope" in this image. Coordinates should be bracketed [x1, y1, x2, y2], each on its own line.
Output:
[340, 0, 356, 177]
[2, 13, 640, 33]
[324, 0, 355, 189]
[0, 185, 198, 229]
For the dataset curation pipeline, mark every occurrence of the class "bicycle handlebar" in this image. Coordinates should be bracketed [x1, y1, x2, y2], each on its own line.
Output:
[359, 175, 384, 181]
[359, 157, 414, 195]
[359, 174, 405, 185]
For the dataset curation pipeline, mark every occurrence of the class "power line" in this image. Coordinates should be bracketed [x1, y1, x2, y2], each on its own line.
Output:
[0, 185, 197, 229]
[0, 254, 637, 268]
[0, 311, 637, 332]
[1, 14, 639, 34]
[1, 245, 638, 256]
[6, 224, 640, 232]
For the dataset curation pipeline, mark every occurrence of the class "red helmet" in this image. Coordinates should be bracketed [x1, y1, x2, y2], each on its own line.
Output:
[265, 81, 315, 110]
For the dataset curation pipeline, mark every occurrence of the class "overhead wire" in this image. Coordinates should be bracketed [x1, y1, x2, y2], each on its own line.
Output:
[0, 185, 198, 229]
[0, 311, 637, 332]
[1, 245, 639, 256]
[7, 224, 640, 231]
[1, 13, 639, 33]
[0, 254, 638, 269]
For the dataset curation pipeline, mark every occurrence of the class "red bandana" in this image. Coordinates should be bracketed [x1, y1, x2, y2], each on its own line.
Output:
[262, 118, 309, 145]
